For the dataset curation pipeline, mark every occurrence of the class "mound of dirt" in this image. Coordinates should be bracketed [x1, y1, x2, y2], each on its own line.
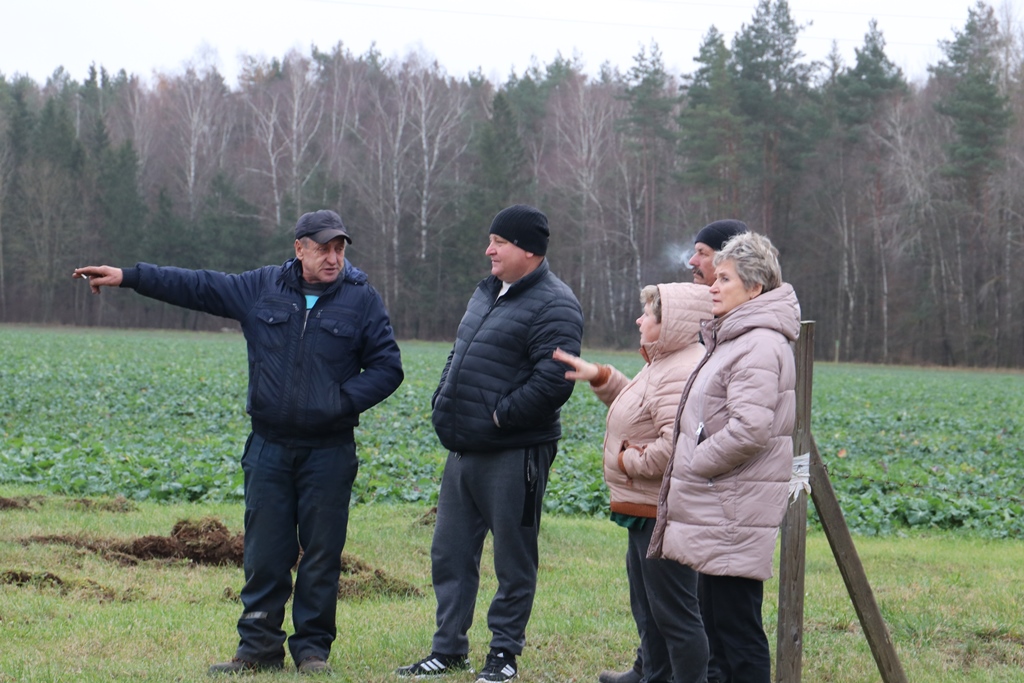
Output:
[337, 554, 423, 600]
[27, 517, 245, 566]
[65, 496, 137, 513]
[21, 519, 421, 601]
[0, 496, 38, 510]
[108, 517, 245, 566]
[0, 569, 120, 601]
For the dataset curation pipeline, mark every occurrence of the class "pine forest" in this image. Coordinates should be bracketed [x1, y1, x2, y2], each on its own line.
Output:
[1, 0, 1023, 367]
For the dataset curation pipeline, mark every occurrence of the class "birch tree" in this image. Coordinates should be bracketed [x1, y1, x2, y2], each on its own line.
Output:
[163, 59, 230, 221]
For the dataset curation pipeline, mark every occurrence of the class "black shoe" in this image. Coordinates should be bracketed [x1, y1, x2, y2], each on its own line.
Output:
[396, 653, 473, 677]
[208, 657, 284, 676]
[598, 668, 642, 683]
[476, 651, 517, 683]
[298, 656, 332, 675]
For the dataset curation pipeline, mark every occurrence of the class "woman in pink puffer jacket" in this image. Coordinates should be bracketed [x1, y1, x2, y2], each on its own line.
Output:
[649, 232, 801, 683]
[554, 282, 713, 683]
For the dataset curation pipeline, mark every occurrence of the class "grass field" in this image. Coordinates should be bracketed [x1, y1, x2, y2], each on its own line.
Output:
[1, 325, 1023, 681]
[0, 492, 1022, 682]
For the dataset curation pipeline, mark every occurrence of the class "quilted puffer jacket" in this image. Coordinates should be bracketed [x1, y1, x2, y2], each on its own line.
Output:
[591, 283, 712, 518]
[121, 258, 403, 446]
[431, 259, 583, 452]
[648, 283, 800, 581]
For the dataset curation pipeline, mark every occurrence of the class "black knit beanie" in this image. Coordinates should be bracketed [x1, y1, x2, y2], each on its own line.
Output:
[694, 219, 748, 252]
[488, 205, 549, 256]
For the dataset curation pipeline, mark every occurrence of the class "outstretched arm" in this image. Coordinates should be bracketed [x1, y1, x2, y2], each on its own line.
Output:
[554, 347, 627, 407]
[73, 266, 122, 294]
[552, 347, 600, 382]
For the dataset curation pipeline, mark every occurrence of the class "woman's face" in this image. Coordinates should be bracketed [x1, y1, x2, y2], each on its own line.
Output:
[636, 302, 662, 345]
[710, 259, 762, 317]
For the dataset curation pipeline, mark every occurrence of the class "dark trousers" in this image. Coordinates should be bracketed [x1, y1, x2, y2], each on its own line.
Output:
[699, 573, 770, 683]
[629, 523, 707, 683]
[430, 444, 555, 656]
[235, 432, 358, 665]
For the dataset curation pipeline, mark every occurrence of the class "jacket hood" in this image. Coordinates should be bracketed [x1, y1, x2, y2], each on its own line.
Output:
[707, 282, 801, 345]
[642, 283, 713, 359]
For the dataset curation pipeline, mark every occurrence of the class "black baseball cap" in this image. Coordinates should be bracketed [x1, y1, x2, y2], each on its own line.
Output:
[294, 210, 352, 244]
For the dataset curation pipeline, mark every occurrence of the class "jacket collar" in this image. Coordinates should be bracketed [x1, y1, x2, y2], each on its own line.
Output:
[481, 258, 549, 297]
[703, 283, 801, 347]
[279, 256, 368, 295]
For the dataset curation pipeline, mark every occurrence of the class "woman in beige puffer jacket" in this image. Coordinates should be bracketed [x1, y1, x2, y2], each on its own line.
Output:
[648, 232, 800, 683]
[554, 282, 713, 683]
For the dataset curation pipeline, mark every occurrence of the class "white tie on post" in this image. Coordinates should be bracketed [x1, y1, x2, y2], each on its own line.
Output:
[789, 452, 811, 502]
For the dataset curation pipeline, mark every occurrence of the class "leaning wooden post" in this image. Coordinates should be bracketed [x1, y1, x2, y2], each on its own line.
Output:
[775, 321, 814, 683]
[809, 435, 909, 683]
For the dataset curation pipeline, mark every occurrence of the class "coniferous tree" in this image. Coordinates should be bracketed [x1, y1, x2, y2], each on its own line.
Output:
[18, 84, 84, 321]
[929, 0, 1013, 364]
[616, 43, 676, 284]
[475, 91, 528, 211]
[811, 22, 908, 363]
[730, 0, 818, 237]
[96, 140, 148, 265]
[932, 1, 1012, 205]
[679, 26, 745, 221]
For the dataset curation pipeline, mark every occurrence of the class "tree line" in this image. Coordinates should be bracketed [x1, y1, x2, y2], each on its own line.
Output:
[1, 0, 1021, 366]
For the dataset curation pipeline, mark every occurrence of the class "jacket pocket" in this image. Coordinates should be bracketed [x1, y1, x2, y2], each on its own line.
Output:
[315, 318, 359, 362]
[254, 306, 292, 350]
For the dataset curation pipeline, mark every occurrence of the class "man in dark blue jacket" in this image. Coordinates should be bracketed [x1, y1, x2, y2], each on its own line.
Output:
[396, 205, 583, 683]
[74, 210, 403, 677]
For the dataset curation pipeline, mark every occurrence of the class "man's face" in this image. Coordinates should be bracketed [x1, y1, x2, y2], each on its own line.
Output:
[689, 242, 716, 285]
[486, 234, 536, 283]
[295, 237, 347, 284]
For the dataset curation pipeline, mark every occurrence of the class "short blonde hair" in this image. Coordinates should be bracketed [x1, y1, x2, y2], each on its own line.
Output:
[713, 232, 782, 292]
[639, 285, 662, 322]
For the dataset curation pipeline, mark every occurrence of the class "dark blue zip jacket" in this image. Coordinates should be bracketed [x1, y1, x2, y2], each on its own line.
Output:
[431, 259, 583, 452]
[121, 258, 403, 446]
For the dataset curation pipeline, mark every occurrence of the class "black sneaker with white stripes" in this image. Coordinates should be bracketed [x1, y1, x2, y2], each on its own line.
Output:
[475, 650, 518, 683]
[396, 653, 473, 678]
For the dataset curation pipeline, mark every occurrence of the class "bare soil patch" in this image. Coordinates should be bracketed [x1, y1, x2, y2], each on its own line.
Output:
[0, 569, 122, 601]
[64, 496, 138, 513]
[338, 554, 422, 600]
[19, 517, 422, 600]
[26, 517, 244, 566]
[0, 496, 40, 510]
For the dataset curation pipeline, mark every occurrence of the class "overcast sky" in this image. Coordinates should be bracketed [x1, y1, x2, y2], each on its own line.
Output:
[1, 0, 1009, 88]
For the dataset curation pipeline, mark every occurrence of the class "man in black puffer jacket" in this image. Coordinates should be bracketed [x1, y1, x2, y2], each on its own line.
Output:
[397, 205, 583, 683]
[74, 210, 403, 677]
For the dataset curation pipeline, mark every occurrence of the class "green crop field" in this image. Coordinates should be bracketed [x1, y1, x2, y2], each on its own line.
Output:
[1, 325, 1022, 537]
[2, 326, 1023, 682]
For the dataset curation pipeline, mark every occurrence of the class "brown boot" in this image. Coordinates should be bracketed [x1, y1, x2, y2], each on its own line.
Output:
[298, 656, 332, 676]
[208, 657, 284, 676]
[598, 667, 643, 683]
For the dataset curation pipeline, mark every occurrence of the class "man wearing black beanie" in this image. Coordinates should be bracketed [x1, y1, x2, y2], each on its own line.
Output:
[687, 219, 749, 286]
[397, 204, 584, 683]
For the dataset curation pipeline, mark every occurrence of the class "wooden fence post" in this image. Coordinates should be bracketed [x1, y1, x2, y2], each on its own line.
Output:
[776, 321, 814, 682]
[809, 435, 909, 683]
[774, 321, 906, 683]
